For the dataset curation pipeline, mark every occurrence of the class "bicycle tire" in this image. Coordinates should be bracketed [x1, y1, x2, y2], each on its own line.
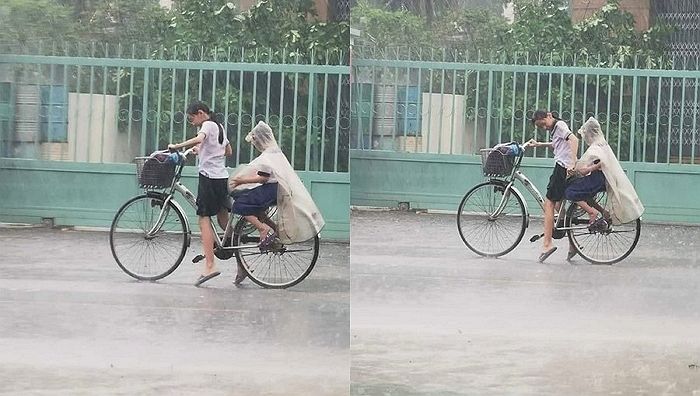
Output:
[566, 196, 641, 265]
[232, 214, 319, 289]
[110, 194, 189, 281]
[457, 180, 527, 257]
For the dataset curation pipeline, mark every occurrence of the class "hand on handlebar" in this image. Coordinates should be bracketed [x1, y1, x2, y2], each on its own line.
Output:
[524, 139, 537, 148]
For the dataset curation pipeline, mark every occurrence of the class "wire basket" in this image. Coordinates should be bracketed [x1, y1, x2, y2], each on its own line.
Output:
[480, 149, 515, 177]
[134, 157, 176, 189]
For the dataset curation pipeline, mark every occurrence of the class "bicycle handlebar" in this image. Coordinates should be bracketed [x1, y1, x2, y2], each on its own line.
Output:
[160, 147, 196, 161]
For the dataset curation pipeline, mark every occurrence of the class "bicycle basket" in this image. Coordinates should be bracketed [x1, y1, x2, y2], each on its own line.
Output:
[480, 148, 515, 177]
[135, 157, 176, 189]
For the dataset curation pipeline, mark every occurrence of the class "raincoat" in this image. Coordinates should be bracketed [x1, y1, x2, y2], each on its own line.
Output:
[231, 121, 325, 243]
[574, 117, 644, 224]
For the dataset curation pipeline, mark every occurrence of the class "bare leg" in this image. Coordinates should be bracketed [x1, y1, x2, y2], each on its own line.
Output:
[244, 214, 272, 242]
[542, 199, 555, 253]
[256, 210, 277, 233]
[587, 198, 610, 220]
[198, 216, 218, 276]
[216, 208, 229, 230]
[576, 200, 599, 223]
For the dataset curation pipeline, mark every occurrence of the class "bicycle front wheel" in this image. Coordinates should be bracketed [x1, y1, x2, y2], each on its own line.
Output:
[457, 181, 527, 257]
[567, 193, 641, 265]
[233, 212, 319, 289]
[109, 194, 189, 281]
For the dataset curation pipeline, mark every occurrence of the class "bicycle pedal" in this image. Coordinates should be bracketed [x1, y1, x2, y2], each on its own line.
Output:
[192, 254, 205, 263]
[530, 234, 542, 243]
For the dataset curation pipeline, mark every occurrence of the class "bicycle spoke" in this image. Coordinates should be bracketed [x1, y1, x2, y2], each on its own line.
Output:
[568, 199, 640, 264]
[233, 214, 318, 288]
[110, 196, 187, 280]
[458, 182, 526, 257]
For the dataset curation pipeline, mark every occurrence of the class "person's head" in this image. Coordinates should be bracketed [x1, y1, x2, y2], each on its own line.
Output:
[245, 121, 277, 152]
[531, 110, 559, 130]
[186, 101, 224, 144]
[578, 117, 606, 146]
[185, 101, 213, 127]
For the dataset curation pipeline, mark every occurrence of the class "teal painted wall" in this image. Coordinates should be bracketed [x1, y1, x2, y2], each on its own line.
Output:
[350, 150, 700, 224]
[0, 159, 349, 241]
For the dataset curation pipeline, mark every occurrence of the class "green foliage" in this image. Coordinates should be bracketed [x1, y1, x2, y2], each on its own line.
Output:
[351, 1, 431, 47]
[506, 0, 573, 54]
[0, 0, 76, 45]
[432, 8, 509, 54]
[67, 0, 171, 46]
[571, 1, 672, 68]
[353, 0, 673, 66]
[165, 0, 348, 64]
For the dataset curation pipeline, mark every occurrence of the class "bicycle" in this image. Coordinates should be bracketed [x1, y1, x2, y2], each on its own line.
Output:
[109, 149, 320, 288]
[456, 143, 641, 265]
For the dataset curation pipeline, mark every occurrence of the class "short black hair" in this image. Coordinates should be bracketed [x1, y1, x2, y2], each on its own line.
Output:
[186, 101, 211, 115]
[185, 101, 225, 144]
[531, 110, 548, 124]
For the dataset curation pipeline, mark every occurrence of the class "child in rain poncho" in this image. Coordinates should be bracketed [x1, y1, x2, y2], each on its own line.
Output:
[565, 117, 645, 227]
[229, 121, 325, 246]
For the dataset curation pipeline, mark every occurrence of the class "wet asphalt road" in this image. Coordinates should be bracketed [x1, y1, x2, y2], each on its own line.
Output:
[0, 226, 349, 396]
[351, 210, 700, 395]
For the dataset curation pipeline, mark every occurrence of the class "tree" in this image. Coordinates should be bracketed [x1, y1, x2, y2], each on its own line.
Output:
[0, 0, 76, 47]
[351, 1, 431, 48]
[382, 0, 505, 21]
[433, 7, 509, 54]
[74, 0, 171, 46]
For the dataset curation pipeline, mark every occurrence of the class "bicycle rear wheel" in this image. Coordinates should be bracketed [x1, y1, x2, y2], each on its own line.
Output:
[233, 210, 319, 289]
[566, 192, 641, 265]
[457, 180, 527, 257]
[110, 194, 189, 280]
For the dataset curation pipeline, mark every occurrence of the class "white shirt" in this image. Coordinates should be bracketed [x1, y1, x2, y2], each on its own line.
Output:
[550, 120, 574, 169]
[196, 120, 229, 179]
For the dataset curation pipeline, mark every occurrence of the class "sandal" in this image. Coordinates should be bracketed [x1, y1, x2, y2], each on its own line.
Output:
[588, 218, 609, 232]
[538, 246, 557, 263]
[194, 271, 221, 287]
[258, 230, 277, 251]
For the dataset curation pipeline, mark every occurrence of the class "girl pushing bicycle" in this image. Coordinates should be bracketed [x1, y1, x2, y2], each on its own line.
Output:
[168, 101, 232, 287]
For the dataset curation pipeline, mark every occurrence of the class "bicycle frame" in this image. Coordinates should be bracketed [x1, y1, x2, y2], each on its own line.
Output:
[488, 148, 589, 234]
[144, 150, 260, 251]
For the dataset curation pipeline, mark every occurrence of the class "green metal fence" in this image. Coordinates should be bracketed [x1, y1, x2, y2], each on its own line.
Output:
[0, 44, 350, 172]
[0, 44, 351, 240]
[351, 47, 700, 165]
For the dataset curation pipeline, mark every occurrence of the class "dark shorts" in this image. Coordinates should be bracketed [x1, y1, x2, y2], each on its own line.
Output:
[232, 183, 278, 216]
[546, 163, 568, 202]
[565, 170, 606, 202]
[196, 174, 230, 217]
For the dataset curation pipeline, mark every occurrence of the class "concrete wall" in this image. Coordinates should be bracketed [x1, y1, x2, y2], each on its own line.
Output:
[66, 93, 137, 164]
[0, 159, 350, 241]
[350, 149, 700, 225]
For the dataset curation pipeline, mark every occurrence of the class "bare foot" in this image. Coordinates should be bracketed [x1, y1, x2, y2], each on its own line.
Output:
[258, 225, 272, 243]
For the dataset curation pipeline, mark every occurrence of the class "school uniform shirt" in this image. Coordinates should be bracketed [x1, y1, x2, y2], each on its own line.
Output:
[196, 120, 229, 179]
[551, 120, 575, 169]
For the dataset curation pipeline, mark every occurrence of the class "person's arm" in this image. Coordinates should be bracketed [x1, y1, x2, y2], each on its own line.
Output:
[224, 143, 232, 157]
[233, 172, 270, 188]
[168, 132, 205, 151]
[578, 159, 602, 175]
[566, 133, 578, 163]
[526, 139, 553, 149]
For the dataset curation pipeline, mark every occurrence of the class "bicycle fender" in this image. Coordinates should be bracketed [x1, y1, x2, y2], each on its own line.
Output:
[511, 186, 530, 230]
[145, 191, 192, 248]
[490, 179, 530, 230]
